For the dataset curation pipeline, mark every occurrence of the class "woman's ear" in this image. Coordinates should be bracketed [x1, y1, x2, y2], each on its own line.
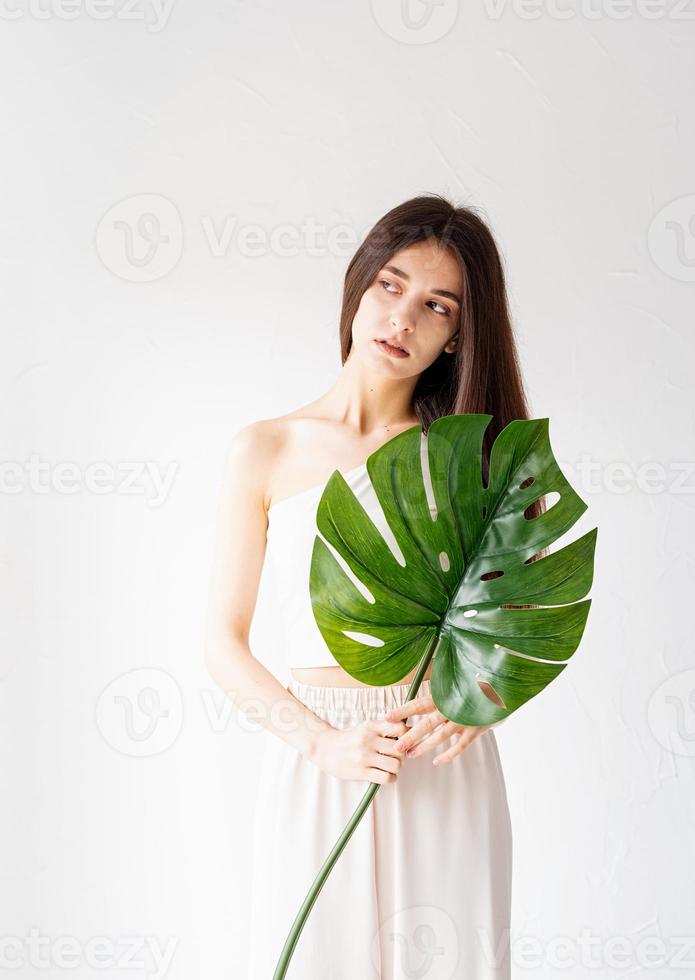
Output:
[444, 338, 457, 354]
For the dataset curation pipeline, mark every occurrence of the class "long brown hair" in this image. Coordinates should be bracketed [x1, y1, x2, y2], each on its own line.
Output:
[339, 193, 547, 558]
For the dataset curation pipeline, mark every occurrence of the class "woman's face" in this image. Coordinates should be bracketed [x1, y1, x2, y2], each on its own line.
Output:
[351, 239, 463, 377]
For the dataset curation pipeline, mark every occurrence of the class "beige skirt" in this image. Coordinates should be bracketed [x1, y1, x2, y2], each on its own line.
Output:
[246, 676, 513, 979]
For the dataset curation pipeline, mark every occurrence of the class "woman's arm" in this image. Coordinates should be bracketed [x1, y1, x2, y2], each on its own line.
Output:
[203, 421, 333, 760]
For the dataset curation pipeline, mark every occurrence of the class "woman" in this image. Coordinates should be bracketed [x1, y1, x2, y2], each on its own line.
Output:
[205, 194, 537, 978]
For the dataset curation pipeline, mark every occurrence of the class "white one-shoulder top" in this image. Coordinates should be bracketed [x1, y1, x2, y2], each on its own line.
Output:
[265, 462, 386, 669]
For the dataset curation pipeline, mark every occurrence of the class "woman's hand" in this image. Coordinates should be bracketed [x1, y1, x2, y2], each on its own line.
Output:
[309, 718, 410, 784]
[385, 694, 492, 766]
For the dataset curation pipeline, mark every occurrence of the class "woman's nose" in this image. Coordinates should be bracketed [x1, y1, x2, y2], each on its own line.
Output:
[390, 307, 415, 332]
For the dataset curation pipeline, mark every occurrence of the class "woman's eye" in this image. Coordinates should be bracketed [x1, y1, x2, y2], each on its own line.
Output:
[379, 278, 399, 293]
[428, 300, 450, 316]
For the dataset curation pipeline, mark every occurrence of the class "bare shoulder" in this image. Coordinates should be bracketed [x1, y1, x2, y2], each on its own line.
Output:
[225, 418, 278, 466]
[224, 409, 321, 507]
[220, 418, 283, 514]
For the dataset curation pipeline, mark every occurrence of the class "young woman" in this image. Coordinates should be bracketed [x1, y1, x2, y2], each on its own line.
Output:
[205, 194, 537, 979]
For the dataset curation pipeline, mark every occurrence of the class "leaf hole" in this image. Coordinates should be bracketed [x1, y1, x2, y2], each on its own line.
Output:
[480, 569, 504, 581]
[476, 675, 507, 708]
[519, 476, 535, 490]
[524, 490, 560, 519]
[439, 551, 450, 572]
[524, 549, 544, 564]
[462, 609, 478, 618]
[342, 630, 385, 648]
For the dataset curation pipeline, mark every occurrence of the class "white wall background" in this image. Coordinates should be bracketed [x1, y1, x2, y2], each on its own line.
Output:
[1, 2, 693, 978]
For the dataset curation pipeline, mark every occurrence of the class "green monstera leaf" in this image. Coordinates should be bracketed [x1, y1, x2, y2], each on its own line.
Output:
[309, 413, 597, 727]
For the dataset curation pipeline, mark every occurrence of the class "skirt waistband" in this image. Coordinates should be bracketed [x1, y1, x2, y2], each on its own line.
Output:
[287, 676, 432, 728]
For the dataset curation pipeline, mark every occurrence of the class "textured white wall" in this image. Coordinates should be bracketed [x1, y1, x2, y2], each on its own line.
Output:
[1, 2, 693, 978]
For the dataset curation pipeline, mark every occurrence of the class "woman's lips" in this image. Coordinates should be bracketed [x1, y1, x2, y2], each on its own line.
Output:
[374, 339, 409, 358]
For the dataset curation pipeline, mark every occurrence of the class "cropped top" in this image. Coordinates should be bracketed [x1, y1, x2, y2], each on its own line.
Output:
[265, 462, 382, 669]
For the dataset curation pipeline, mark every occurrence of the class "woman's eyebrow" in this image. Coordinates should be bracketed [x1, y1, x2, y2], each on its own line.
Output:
[383, 264, 461, 306]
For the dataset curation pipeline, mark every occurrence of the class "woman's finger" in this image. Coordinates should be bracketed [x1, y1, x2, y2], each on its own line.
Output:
[405, 721, 460, 758]
[385, 695, 435, 721]
[366, 719, 409, 737]
[432, 727, 490, 766]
